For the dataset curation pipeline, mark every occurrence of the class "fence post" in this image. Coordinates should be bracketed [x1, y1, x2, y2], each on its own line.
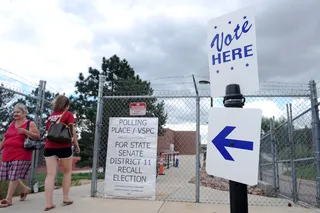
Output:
[287, 103, 297, 202]
[192, 75, 200, 203]
[91, 74, 106, 197]
[38, 81, 47, 185]
[259, 155, 263, 181]
[274, 116, 280, 194]
[39, 81, 46, 132]
[195, 95, 200, 203]
[28, 80, 44, 189]
[309, 80, 320, 207]
[270, 117, 278, 196]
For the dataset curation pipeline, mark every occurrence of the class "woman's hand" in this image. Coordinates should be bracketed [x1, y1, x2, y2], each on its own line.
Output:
[20, 122, 40, 141]
[17, 128, 27, 134]
[75, 144, 80, 154]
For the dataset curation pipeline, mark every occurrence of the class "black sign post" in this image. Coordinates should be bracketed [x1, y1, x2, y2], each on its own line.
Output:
[223, 84, 248, 213]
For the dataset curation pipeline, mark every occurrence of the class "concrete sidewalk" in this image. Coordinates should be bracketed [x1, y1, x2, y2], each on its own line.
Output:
[2, 184, 320, 213]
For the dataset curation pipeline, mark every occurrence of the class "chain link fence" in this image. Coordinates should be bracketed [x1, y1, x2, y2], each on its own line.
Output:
[1, 75, 320, 208]
[33, 98, 53, 191]
[90, 75, 320, 208]
[0, 82, 43, 197]
[258, 90, 320, 207]
[0, 81, 56, 197]
[93, 96, 199, 202]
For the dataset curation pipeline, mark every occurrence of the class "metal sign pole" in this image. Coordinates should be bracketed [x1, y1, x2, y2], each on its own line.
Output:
[223, 84, 248, 213]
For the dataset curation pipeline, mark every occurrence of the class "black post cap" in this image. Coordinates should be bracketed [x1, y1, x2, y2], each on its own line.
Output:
[225, 84, 241, 96]
[223, 84, 245, 107]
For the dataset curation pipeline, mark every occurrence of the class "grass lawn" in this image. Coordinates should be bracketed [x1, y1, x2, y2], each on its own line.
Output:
[35, 172, 105, 190]
[284, 163, 316, 181]
[36, 172, 96, 185]
[0, 172, 105, 199]
[295, 164, 316, 180]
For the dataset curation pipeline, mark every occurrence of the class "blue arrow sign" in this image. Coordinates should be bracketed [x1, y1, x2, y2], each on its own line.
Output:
[212, 126, 253, 161]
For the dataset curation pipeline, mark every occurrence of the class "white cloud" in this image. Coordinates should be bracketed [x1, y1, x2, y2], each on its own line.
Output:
[93, 0, 237, 27]
[244, 97, 318, 128]
[0, 1, 318, 132]
[0, 0, 94, 95]
[0, 0, 318, 156]
[245, 99, 284, 119]
[163, 97, 317, 145]
[0, 0, 250, 96]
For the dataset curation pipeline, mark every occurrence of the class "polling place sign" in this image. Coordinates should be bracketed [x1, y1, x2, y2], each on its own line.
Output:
[207, 6, 259, 97]
[104, 117, 158, 200]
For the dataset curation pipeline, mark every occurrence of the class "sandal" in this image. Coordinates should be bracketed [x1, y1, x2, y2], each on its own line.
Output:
[44, 205, 55, 211]
[0, 199, 12, 208]
[20, 188, 31, 201]
[62, 200, 73, 206]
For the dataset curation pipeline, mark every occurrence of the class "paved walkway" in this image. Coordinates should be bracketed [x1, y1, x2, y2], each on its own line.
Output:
[3, 184, 320, 213]
[97, 155, 293, 206]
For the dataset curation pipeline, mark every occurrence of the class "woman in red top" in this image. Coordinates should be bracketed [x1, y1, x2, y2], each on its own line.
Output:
[0, 103, 40, 208]
[43, 95, 80, 211]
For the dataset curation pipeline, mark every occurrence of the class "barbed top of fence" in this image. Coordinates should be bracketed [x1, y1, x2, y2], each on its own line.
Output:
[0, 83, 36, 97]
[101, 80, 311, 98]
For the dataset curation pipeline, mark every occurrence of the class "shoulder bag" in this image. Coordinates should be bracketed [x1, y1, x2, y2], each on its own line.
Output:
[47, 111, 73, 144]
[24, 120, 41, 150]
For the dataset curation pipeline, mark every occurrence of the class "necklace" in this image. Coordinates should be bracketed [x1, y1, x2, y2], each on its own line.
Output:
[15, 119, 27, 128]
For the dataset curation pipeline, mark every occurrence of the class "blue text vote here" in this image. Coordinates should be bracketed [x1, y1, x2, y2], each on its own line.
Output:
[212, 44, 253, 65]
[210, 19, 254, 65]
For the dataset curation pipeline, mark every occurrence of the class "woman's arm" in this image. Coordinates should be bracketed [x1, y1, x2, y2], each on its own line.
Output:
[0, 137, 5, 151]
[70, 124, 80, 153]
[67, 112, 79, 153]
[20, 121, 40, 141]
[71, 124, 79, 147]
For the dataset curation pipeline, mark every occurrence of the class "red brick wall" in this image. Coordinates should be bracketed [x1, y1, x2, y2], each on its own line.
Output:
[156, 128, 196, 155]
[157, 128, 174, 153]
[174, 131, 196, 155]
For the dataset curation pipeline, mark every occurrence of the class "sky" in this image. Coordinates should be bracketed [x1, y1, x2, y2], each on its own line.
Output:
[0, 0, 319, 143]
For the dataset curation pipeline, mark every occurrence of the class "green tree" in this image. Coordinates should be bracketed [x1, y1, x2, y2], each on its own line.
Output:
[0, 85, 56, 141]
[260, 116, 289, 158]
[293, 126, 313, 156]
[13, 88, 57, 133]
[72, 55, 168, 168]
[0, 85, 15, 138]
[260, 116, 287, 134]
[259, 116, 313, 161]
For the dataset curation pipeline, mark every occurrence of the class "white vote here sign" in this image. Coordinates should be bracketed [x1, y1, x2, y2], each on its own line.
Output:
[207, 6, 259, 97]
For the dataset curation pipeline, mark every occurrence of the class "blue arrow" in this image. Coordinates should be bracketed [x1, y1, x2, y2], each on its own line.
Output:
[212, 126, 253, 161]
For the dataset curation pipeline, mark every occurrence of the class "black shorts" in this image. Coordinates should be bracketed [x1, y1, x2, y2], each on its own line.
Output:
[44, 147, 72, 159]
